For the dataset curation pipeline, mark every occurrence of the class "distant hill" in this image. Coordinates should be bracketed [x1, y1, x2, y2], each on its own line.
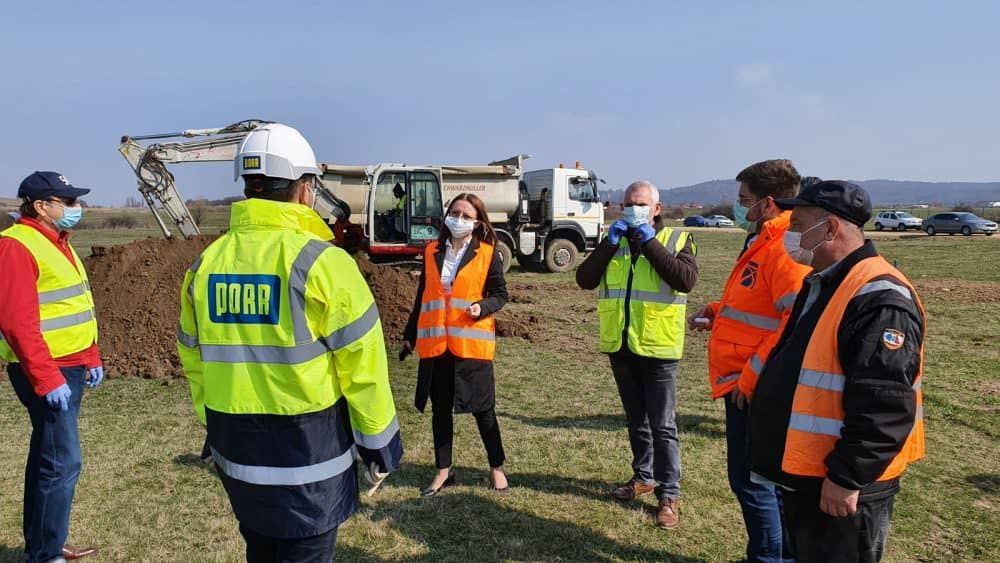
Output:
[602, 179, 1000, 206]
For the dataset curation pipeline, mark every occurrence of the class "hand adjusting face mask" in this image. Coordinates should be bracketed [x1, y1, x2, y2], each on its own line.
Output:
[622, 205, 650, 228]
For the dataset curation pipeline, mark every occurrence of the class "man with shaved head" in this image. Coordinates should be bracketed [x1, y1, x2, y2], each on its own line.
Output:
[577, 180, 699, 529]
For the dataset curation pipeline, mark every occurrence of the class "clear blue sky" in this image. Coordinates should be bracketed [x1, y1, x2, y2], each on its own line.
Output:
[2, 1, 998, 205]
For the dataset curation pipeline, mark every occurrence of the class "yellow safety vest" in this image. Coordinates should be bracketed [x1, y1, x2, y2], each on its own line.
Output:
[0, 224, 97, 362]
[598, 227, 690, 359]
[176, 198, 401, 537]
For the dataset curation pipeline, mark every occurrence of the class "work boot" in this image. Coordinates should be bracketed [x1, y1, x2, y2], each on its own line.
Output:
[656, 498, 680, 529]
[612, 478, 655, 501]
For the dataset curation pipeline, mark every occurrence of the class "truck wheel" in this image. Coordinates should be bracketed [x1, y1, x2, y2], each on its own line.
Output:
[545, 239, 579, 273]
[495, 240, 513, 273]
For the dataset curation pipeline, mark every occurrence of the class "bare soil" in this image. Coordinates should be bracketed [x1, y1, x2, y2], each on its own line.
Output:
[79, 238, 541, 378]
[913, 279, 1000, 304]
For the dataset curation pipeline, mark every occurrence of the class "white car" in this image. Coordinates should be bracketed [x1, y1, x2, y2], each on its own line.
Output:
[704, 215, 735, 228]
[874, 210, 923, 231]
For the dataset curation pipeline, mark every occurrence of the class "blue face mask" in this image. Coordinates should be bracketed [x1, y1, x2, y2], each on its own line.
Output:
[732, 198, 764, 232]
[54, 205, 83, 230]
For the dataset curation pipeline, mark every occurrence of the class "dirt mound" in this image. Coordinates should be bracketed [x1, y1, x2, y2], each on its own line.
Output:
[84, 236, 217, 378]
[81, 237, 538, 378]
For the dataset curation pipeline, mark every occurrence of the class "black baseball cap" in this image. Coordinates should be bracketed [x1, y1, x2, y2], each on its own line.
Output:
[17, 171, 91, 202]
[775, 180, 871, 227]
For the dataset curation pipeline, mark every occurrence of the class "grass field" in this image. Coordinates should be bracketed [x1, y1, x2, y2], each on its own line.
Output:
[1, 222, 998, 562]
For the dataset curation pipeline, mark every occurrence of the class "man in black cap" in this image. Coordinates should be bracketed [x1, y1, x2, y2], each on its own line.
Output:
[747, 180, 926, 563]
[0, 171, 102, 562]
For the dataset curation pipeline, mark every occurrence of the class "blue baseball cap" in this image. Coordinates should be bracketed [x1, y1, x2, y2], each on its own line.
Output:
[17, 171, 91, 201]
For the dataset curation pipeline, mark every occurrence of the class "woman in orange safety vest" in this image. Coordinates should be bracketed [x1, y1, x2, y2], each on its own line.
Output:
[403, 193, 509, 496]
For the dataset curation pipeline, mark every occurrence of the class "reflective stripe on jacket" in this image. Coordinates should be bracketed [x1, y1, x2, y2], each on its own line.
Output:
[0, 223, 97, 362]
[782, 255, 925, 480]
[176, 198, 402, 538]
[415, 240, 496, 360]
[598, 227, 689, 359]
[707, 212, 810, 399]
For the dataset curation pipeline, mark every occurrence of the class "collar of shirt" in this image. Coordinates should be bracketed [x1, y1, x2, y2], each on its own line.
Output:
[445, 236, 472, 255]
[18, 216, 71, 247]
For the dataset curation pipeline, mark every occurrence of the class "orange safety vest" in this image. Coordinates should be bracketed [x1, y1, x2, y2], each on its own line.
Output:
[782, 256, 925, 480]
[415, 240, 496, 361]
[708, 212, 810, 399]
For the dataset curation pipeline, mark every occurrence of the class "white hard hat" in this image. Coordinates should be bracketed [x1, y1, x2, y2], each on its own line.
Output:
[234, 123, 322, 181]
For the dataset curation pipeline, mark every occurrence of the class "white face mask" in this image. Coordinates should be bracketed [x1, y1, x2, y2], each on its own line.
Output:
[445, 215, 475, 238]
[622, 205, 651, 228]
[783, 220, 829, 266]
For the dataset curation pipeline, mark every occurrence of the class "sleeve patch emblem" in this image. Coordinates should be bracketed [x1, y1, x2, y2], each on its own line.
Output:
[882, 328, 905, 350]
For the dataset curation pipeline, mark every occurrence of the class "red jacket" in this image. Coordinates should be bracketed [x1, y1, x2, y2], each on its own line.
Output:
[706, 212, 810, 399]
[0, 217, 100, 396]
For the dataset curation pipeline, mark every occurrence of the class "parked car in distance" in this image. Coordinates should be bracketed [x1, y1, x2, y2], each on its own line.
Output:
[683, 215, 708, 227]
[704, 215, 735, 228]
[874, 210, 923, 231]
[923, 212, 997, 236]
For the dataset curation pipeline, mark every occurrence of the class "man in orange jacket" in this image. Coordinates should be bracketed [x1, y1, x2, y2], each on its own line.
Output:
[689, 160, 810, 562]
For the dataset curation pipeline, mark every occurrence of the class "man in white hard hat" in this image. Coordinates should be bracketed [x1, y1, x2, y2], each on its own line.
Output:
[177, 123, 403, 562]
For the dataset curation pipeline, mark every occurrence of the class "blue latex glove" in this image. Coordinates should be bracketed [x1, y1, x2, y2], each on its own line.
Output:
[632, 222, 656, 245]
[87, 365, 104, 388]
[45, 383, 72, 411]
[607, 220, 629, 245]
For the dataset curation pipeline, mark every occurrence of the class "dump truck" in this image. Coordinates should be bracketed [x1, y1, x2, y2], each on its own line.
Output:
[119, 119, 604, 272]
[320, 155, 604, 272]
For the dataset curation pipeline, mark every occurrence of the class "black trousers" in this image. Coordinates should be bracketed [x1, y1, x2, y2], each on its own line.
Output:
[782, 488, 896, 563]
[240, 524, 338, 563]
[430, 355, 505, 469]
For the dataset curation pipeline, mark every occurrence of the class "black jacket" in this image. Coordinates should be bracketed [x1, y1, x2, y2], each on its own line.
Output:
[403, 237, 508, 413]
[748, 241, 924, 497]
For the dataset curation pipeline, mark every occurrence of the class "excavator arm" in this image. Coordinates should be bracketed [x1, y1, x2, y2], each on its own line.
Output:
[118, 119, 269, 238]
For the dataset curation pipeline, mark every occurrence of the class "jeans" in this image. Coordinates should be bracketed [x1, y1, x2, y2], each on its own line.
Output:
[725, 395, 790, 563]
[783, 488, 896, 563]
[240, 524, 338, 563]
[8, 363, 86, 563]
[609, 351, 681, 500]
[430, 358, 505, 469]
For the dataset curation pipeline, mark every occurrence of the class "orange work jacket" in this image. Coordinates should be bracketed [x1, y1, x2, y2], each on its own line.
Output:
[707, 212, 810, 399]
[415, 240, 496, 360]
[782, 256, 925, 480]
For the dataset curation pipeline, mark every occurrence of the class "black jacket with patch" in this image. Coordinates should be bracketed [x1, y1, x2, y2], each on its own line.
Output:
[748, 241, 924, 497]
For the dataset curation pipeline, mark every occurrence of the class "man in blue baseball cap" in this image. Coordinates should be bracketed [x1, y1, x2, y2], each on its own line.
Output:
[1, 171, 102, 562]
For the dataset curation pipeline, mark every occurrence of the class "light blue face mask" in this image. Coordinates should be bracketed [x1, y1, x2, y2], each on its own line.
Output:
[622, 205, 650, 228]
[732, 198, 764, 232]
[54, 205, 83, 230]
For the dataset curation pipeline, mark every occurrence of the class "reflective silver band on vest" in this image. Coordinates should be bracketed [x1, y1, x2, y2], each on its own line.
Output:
[788, 413, 843, 437]
[716, 372, 740, 385]
[912, 380, 922, 392]
[40, 309, 95, 332]
[353, 416, 400, 450]
[856, 279, 912, 300]
[599, 288, 687, 305]
[774, 292, 797, 313]
[749, 354, 764, 375]
[718, 305, 781, 331]
[915, 404, 924, 421]
[177, 325, 199, 348]
[200, 339, 330, 365]
[38, 283, 87, 305]
[417, 326, 447, 339]
[210, 445, 357, 486]
[798, 369, 845, 392]
[420, 299, 445, 313]
[289, 241, 330, 345]
[448, 327, 495, 341]
[450, 298, 474, 310]
[323, 303, 379, 351]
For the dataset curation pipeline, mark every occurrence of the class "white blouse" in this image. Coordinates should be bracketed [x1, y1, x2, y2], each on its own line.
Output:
[440, 237, 472, 293]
